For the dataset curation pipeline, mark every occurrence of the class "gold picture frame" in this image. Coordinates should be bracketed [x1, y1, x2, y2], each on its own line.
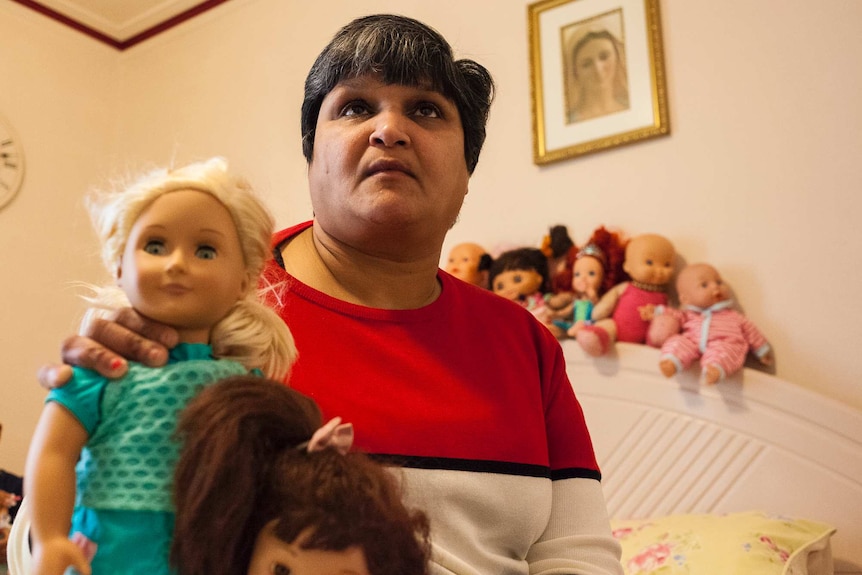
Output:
[528, 0, 669, 165]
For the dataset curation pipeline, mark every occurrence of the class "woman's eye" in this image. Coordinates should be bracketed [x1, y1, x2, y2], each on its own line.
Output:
[195, 246, 217, 260]
[272, 563, 291, 575]
[143, 240, 166, 255]
[414, 102, 441, 118]
[341, 101, 370, 117]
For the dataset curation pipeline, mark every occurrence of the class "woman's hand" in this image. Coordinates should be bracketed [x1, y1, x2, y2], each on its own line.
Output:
[37, 308, 179, 389]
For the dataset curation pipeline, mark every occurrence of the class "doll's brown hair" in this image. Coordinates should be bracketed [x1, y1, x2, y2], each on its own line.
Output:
[171, 376, 430, 575]
[542, 225, 578, 294]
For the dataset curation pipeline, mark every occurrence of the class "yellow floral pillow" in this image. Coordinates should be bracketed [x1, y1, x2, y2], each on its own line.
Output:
[611, 511, 836, 575]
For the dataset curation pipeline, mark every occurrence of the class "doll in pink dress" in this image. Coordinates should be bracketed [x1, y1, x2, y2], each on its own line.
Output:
[575, 234, 676, 356]
[656, 263, 773, 384]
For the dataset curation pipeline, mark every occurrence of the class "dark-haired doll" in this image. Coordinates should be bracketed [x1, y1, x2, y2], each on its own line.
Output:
[171, 375, 431, 575]
[540, 225, 578, 295]
[488, 248, 552, 323]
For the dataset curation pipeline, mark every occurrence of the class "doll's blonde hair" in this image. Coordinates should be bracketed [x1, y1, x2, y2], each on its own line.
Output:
[83, 157, 296, 380]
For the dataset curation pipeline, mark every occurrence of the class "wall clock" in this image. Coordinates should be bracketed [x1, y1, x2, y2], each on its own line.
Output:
[0, 114, 25, 210]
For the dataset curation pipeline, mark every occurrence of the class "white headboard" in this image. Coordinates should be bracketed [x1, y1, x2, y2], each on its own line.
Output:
[563, 341, 862, 574]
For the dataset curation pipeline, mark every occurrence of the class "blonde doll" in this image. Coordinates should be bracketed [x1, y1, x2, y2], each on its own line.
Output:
[24, 157, 296, 575]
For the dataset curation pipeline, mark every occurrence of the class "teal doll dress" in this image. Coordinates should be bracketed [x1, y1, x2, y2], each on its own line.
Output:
[46, 343, 248, 575]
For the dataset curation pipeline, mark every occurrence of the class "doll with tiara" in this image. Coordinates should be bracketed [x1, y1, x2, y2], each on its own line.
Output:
[171, 375, 431, 575]
[545, 226, 627, 336]
[24, 158, 297, 575]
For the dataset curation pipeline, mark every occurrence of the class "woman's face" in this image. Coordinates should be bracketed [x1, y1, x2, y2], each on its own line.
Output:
[307, 74, 469, 251]
[574, 37, 619, 87]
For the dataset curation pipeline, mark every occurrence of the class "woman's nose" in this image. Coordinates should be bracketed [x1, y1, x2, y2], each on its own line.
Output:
[369, 112, 411, 148]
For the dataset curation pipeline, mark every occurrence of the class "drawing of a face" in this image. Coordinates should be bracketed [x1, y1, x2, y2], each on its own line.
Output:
[574, 37, 619, 88]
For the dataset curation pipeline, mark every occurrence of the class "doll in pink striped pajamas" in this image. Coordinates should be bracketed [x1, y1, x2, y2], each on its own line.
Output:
[657, 263, 773, 384]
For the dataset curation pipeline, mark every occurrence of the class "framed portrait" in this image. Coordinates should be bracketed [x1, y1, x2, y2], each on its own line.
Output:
[528, 0, 669, 165]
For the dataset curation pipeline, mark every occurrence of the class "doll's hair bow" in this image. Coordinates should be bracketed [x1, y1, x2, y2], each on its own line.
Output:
[299, 416, 354, 455]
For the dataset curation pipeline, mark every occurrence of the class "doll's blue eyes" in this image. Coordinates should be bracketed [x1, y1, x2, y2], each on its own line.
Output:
[144, 241, 166, 255]
[195, 246, 217, 260]
[141, 241, 217, 260]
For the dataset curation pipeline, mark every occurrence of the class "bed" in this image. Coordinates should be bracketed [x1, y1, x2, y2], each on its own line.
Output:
[563, 340, 862, 575]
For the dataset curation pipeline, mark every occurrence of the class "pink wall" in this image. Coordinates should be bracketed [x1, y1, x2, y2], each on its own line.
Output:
[1, 0, 860, 473]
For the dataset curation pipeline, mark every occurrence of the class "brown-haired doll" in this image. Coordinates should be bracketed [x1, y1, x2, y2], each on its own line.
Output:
[171, 376, 431, 575]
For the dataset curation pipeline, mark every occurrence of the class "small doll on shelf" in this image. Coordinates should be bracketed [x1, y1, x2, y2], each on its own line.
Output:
[488, 247, 552, 322]
[171, 375, 431, 575]
[548, 226, 627, 336]
[25, 158, 297, 575]
[444, 242, 492, 289]
[540, 224, 578, 295]
[576, 233, 676, 356]
[656, 263, 773, 384]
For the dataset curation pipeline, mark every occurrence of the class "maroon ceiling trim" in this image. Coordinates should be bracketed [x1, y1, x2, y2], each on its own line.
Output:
[10, 0, 232, 50]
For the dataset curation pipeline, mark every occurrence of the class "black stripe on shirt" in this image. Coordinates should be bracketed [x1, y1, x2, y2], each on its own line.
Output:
[372, 455, 601, 481]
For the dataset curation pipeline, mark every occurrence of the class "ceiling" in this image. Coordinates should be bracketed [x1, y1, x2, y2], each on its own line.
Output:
[13, 0, 229, 49]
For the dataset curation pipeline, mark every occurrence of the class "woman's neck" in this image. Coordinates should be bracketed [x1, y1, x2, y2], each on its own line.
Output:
[280, 226, 442, 309]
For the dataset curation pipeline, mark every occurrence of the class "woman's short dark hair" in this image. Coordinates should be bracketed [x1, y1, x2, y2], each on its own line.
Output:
[301, 14, 495, 174]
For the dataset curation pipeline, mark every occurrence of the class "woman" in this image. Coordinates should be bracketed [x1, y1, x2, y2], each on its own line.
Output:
[567, 29, 630, 123]
[40, 14, 623, 575]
